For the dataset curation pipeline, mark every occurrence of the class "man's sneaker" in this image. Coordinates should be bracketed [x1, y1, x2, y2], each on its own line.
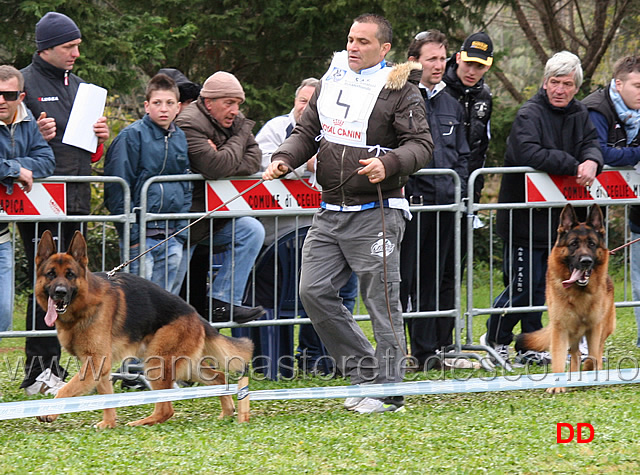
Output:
[514, 350, 551, 366]
[578, 336, 588, 357]
[353, 397, 405, 414]
[24, 369, 66, 396]
[211, 299, 266, 323]
[480, 333, 510, 363]
[344, 397, 365, 411]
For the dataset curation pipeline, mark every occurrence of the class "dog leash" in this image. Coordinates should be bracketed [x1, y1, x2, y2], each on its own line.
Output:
[106, 179, 266, 277]
[107, 166, 358, 277]
[287, 164, 408, 357]
[108, 164, 407, 358]
[609, 236, 640, 255]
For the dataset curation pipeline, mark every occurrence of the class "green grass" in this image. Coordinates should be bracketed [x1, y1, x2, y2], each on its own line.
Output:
[1, 289, 640, 473]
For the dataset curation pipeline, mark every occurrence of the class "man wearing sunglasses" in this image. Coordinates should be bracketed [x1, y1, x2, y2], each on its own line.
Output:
[0, 65, 55, 352]
[17, 12, 110, 396]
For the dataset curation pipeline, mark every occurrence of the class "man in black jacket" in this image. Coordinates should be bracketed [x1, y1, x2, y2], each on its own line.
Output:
[400, 30, 469, 370]
[19, 12, 109, 395]
[439, 32, 494, 344]
[483, 51, 603, 365]
[443, 32, 493, 204]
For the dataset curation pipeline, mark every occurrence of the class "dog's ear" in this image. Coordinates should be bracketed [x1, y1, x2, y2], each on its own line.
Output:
[558, 203, 578, 235]
[36, 230, 56, 268]
[67, 231, 88, 269]
[587, 203, 606, 236]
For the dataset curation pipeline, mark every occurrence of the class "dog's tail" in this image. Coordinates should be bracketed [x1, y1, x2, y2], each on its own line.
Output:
[203, 324, 254, 374]
[515, 326, 551, 353]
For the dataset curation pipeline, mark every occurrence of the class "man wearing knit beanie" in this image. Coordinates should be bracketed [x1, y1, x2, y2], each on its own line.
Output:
[36, 12, 82, 52]
[175, 72, 265, 324]
[18, 11, 110, 395]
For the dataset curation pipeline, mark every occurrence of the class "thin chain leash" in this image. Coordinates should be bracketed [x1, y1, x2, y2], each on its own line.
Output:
[106, 179, 266, 277]
[609, 236, 640, 255]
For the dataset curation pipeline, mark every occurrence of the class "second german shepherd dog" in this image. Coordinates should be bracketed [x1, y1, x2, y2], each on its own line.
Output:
[34, 230, 253, 427]
[516, 203, 616, 393]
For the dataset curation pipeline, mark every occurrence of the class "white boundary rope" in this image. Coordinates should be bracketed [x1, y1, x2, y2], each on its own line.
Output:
[2, 368, 639, 421]
[0, 384, 237, 420]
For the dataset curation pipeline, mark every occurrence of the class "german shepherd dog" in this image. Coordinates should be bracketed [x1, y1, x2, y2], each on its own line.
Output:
[34, 230, 253, 428]
[516, 203, 616, 394]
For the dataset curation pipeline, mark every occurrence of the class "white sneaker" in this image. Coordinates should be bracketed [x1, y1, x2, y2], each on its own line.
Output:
[353, 397, 405, 414]
[344, 397, 365, 411]
[24, 380, 45, 396]
[579, 336, 589, 360]
[480, 333, 510, 363]
[24, 369, 66, 396]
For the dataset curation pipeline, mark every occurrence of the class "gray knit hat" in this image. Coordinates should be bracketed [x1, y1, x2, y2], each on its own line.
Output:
[200, 72, 245, 102]
[36, 12, 81, 51]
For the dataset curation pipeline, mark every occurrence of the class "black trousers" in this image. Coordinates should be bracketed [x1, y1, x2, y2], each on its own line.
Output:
[400, 211, 456, 364]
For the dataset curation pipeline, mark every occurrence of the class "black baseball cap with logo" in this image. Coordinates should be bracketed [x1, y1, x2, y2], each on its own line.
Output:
[460, 32, 493, 67]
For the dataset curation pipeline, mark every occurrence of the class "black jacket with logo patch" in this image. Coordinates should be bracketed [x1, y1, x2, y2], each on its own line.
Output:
[21, 53, 93, 214]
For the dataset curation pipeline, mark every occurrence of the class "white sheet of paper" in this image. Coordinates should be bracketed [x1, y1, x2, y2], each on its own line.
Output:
[61, 83, 107, 153]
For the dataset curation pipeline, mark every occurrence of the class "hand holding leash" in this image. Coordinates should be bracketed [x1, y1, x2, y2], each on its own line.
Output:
[262, 160, 290, 180]
[358, 157, 386, 183]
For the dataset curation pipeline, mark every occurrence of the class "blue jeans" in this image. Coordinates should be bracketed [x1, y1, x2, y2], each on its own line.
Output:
[0, 240, 13, 334]
[177, 217, 265, 306]
[631, 231, 640, 346]
[122, 236, 184, 295]
[210, 217, 264, 305]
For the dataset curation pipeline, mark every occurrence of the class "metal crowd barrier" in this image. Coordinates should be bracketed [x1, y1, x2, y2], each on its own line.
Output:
[465, 166, 640, 367]
[0, 176, 130, 339]
[2, 169, 639, 373]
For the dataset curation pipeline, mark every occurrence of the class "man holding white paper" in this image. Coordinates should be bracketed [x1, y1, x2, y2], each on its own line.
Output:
[17, 11, 109, 395]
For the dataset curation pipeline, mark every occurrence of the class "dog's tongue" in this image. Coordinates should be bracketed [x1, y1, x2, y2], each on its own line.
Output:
[562, 268, 584, 289]
[44, 297, 58, 327]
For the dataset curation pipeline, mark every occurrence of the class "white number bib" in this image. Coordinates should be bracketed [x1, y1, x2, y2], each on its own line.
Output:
[317, 51, 390, 148]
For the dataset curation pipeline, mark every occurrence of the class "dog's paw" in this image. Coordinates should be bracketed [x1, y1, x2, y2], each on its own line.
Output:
[545, 387, 566, 394]
[36, 413, 59, 423]
[218, 408, 235, 420]
[94, 420, 116, 429]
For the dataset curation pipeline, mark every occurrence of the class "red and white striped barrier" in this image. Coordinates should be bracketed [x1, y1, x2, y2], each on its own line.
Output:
[526, 170, 640, 202]
[206, 179, 320, 211]
[0, 183, 66, 216]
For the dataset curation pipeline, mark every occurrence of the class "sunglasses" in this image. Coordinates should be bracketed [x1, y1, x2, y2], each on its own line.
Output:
[0, 91, 21, 101]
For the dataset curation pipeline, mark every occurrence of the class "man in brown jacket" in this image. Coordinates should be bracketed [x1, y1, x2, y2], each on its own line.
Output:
[264, 13, 433, 413]
[176, 71, 265, 323]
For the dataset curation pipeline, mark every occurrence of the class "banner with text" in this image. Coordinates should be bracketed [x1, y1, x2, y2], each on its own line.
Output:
[206, 179, 320, 212]
[525, 170, 640, 202]
[0, 183, 66, 216]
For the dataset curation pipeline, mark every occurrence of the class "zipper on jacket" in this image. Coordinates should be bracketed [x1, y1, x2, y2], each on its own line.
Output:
[9, 123, 16, 157]
[409, 109, 414, 130]
[340, 146, 346, 206]
[157, 134, 170, 211]
[64, 70, 69, 86]
[160, 134, 169, 174]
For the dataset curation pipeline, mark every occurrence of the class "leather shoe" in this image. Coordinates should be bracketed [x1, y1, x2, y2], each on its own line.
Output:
[211, 299, 265, 323]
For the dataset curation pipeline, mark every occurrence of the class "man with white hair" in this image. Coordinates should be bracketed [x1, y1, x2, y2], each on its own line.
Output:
[483, 51, 603, 366]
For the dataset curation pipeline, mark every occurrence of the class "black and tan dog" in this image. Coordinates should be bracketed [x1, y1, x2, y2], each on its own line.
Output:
[516, 203, 616, 393]
[34, 230, 253, 427]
